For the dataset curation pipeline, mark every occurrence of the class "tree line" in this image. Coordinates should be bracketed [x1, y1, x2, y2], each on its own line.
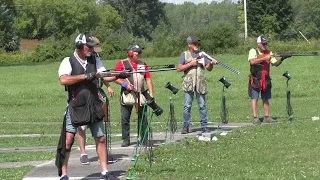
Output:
[0, 0, 319, 63]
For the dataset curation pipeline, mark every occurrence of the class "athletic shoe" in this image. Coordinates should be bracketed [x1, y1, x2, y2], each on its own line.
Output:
[201, 127, 211, 133]
[80, 154, 90, 165]
[253, 117, 261, 124]
[263, 117, 277, 123]
[181, 126, 189, 134]
[60, 175, 69, 180]
[99, 172, 119, 180]
[121, 139, 130, 147]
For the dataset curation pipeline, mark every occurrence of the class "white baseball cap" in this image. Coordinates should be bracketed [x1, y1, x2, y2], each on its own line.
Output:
[75, 32, 98, 47]
[257, 36, 268, 44]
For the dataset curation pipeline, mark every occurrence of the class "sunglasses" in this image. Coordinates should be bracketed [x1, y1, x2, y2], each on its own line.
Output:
[85, 44, 94, 49]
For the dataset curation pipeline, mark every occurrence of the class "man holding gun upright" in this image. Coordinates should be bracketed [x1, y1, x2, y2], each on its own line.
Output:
[177, 36, 218, 134]
[248, 36, 288, 124]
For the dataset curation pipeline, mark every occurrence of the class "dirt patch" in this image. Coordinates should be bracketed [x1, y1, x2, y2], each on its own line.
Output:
[20, 39, 44, 51]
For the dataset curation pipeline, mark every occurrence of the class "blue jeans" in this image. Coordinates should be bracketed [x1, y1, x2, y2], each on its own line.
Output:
[183, 91, 208, 128]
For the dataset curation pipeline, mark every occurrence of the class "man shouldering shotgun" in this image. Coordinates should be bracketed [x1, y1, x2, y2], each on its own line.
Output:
[247, 36, 287, 124]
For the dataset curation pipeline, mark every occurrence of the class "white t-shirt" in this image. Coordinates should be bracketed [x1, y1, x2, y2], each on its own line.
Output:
[58, 51, 106, 77]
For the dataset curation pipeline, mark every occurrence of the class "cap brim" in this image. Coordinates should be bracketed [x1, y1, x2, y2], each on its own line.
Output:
[86, 42, 98, 47]
[257, 40, 268, 44]
[187, 40, 200, 44]
[132, 48, 143, 52]
[94, 46, 102, 53]
[134, 50, 142, 54]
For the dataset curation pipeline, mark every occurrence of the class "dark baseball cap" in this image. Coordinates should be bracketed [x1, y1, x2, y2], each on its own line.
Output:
[75, 32, 98, 47]
[128, 45, 144, 53]
[187, 36, 200, 44]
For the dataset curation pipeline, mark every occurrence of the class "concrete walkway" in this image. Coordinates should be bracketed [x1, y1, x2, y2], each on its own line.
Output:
[18, 123, 251, 180]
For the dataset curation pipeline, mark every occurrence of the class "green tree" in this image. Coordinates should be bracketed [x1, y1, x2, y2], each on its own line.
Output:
[163, 1, 238, 35]
[292, 0, 320, 39]
[245, 0, 293, 39]
[13, 0, 121, 39]
[152, 1, 239, 55]
[104, 0, 166, 40]
[0, 0, 19, 51]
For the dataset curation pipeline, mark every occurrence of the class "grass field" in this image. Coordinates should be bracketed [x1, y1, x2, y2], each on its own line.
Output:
[0, 166, 34, 180]
[1, 54, 320, 179]
[1, 55, 320, 125]
[0, 151, 56, 163]
[135, 120, 320, 179]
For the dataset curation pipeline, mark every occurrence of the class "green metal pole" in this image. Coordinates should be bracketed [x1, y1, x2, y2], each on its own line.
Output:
[132, 104, 148, 161]
[163, 97, 172, 144]
[127, 110, 156, 180]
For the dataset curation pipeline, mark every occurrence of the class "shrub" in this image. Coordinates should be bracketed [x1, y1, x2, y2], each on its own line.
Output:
[94, 28, 149, 60]
[199, 23, 240, 54]
[0, 52, 28, 65]
[28, 37, 74, 63]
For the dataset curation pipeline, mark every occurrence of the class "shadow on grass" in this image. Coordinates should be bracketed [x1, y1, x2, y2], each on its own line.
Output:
[190, 126, 234, 134]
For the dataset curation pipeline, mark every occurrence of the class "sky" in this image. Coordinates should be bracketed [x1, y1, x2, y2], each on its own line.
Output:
[159, 0, 238, 4]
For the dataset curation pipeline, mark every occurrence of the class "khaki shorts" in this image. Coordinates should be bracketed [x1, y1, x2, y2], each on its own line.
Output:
[65, 107, 105, 137]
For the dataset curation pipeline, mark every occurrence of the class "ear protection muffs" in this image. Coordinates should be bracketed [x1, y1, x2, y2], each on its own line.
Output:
[128, 50, 134, 57]
[127, 46, 134, 57]
[76, 33, 85, 49]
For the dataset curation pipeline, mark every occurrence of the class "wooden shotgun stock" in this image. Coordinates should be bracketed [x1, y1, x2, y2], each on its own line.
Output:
[103, 101, 108, 122]
[97, 89, 109, 122]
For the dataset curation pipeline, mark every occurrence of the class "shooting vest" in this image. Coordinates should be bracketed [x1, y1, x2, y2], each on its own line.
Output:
[249, 48, 272, 92]
[121, 59, 145, 92]
[182, 51, 208, 94]
[67, 54, 99, 102]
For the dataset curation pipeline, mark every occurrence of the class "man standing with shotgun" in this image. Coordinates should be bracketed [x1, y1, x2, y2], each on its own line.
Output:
[248, 36, 288, 124]
[114, 45, 154, 147]
[76, 36, 114, 165]
[57, 32, 127, 180]
[177, 36, 218, 134]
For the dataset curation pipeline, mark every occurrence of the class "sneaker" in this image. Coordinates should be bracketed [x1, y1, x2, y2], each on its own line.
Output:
[263, 116, 277, 123]
[80, 154, 90, 165]
[201, 127, 211, 133]
[121, 139, 130, 147]
[181, 126, 189, 134]
[253, 117, 261, 124]
[60, 175, 69, 180]
[100, 172, 119, 180]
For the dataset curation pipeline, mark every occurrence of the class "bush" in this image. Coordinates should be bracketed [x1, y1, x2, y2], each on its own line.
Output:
[0, 34, 318, 66]
[94, 28, 149, 60]
[28, 37, 74, 63]
[151, 21, 241, 56]
[151, 22, 193, 57]
[198, 23, 240, 54]
[0, 52, 28, 65]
